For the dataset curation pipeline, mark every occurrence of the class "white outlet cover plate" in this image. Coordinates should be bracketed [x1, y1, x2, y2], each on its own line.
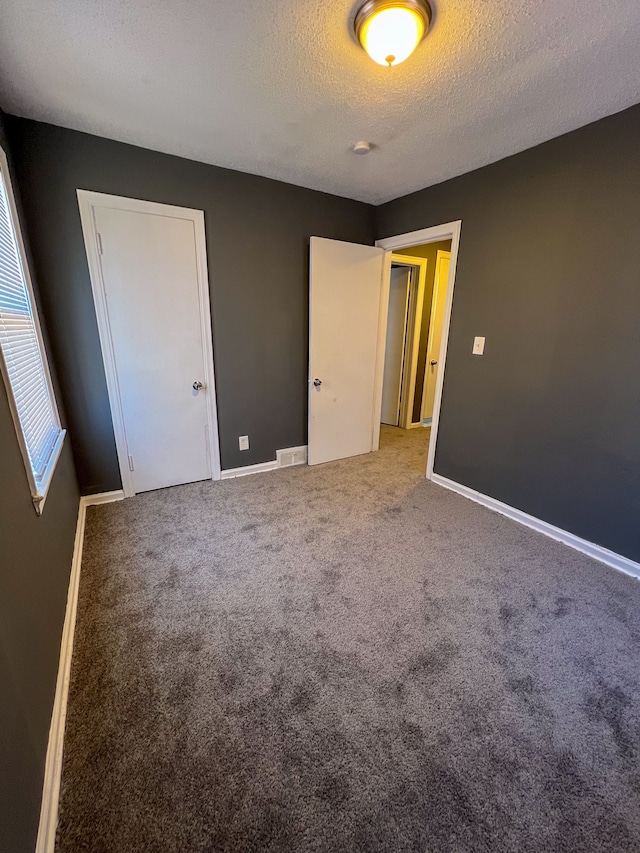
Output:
[473, 336, 486, 355]
[239, 435, 250, 450]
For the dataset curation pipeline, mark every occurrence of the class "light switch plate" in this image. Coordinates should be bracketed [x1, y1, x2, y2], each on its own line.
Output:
[239, 435, 249, 451]
[473, 336, 485, 355]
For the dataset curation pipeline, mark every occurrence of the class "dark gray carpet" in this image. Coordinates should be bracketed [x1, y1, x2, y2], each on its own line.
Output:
[57, 427, 640, 852]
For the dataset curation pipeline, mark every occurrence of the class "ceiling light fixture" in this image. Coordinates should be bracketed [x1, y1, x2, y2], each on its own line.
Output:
[354, 0, 432, 67]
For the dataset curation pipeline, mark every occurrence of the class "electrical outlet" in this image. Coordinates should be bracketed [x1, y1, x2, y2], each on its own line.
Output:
[239, 435, 249, 451]
[472, 336, 485, 355]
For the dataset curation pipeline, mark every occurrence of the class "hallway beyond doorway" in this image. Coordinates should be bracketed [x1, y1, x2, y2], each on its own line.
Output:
[379, 423, 430, 475]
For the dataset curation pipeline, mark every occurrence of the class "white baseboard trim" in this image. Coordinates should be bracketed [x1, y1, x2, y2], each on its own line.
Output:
[82, 489, 125, 505]
[37, 489, 126, 850]
[222, 445, 308, 479]
[36, 496, 92, 853]
[221, 460, 279, 479]
[431, 473, 640, 580]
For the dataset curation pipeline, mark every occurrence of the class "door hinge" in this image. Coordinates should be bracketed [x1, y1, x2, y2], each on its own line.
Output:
[128, 454, 135, 471]
[96, 232, 103, 255]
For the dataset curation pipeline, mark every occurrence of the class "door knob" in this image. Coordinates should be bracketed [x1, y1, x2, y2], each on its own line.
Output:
[193, 381, 203, 391]
[313, 378, 322, 387]
[430, 360, 438, 366]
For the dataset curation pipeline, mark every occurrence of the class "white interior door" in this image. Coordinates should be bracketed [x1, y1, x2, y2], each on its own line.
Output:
[93, 204, 214, 493]
[308, 237, 384, 466]
[422, 251, 451, 425]
[381, 266, 410, 425]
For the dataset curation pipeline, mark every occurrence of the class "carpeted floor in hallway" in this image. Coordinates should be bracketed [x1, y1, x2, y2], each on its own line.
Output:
[56, 426, 640, 852]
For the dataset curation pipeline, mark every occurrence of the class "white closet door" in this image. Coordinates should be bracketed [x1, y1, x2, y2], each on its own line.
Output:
[95, 205, 212, 493]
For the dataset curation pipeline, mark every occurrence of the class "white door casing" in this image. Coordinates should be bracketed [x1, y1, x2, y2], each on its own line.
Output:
[308, 237, 384, 466]
[422, 251, 451, 425]
[381, 266, 411, 426]
[78, 191, 221, 496]
[390, 254, 428, 429]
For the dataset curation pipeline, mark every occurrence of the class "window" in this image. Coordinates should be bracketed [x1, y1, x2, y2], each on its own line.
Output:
[0, 147, 65, 514]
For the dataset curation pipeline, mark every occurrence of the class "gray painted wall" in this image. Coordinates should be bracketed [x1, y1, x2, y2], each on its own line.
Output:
[6, 117, 376, 493]
[377, 103, 640, 563]
[0, 114, 80, 853]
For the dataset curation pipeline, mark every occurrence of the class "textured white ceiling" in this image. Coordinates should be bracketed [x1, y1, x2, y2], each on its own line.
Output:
[0, 0, 639, 204]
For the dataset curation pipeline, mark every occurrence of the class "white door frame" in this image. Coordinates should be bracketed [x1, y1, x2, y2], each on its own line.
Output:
[389, 254, 428, 429]
[375, 221, 462, 480]
[420, 249, 451, 425]
[77, 190, 221, 497]
[381, 263, 412, 427]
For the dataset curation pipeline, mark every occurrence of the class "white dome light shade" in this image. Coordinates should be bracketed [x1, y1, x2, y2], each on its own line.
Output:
[354, 0, 432, 67]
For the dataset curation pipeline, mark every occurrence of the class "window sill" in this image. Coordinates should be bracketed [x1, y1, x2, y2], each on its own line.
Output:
[32, 429, 66, 516]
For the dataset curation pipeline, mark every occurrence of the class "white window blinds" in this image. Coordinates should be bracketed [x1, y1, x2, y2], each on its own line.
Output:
[0, 149, 64, 512]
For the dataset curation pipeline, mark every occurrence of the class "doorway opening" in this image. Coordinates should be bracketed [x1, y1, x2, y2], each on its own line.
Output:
[306, 221, 461, 476]
[381, 242, 451, 431]
[375, 221, 462, 479]
[378, 242, 452, 473]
